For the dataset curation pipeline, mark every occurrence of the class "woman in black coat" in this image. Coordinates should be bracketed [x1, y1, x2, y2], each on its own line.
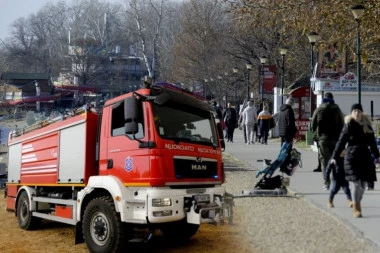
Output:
[331, 104, 380, 218]
[223, 103, 238, 143]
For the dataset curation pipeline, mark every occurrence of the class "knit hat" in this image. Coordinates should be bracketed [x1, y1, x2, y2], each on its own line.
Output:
[351, 103, 363, 112]
[286, 97, 294, 106]
[324, 92, 333, 99]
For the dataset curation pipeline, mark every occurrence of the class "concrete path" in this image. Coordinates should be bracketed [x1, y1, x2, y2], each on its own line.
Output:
[224, 129, 380, 249]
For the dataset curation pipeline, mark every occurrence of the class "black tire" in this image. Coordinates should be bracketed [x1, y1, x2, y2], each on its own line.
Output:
[160, 219, 199, 241]
[82, 196, 127, 253]
[17, 191, 40, 230]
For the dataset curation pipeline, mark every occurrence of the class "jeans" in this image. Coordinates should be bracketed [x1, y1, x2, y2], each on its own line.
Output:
[351, 180, 366, 203]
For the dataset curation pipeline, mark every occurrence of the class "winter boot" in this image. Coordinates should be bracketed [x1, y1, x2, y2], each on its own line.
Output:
[327, 199, 334, 208]
[348, 200, 353, 208]
[353, 202, 362, 218]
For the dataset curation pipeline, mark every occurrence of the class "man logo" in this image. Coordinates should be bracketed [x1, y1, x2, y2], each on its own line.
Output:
[191, 164, 207, 170]
[196, 157, 202, 163]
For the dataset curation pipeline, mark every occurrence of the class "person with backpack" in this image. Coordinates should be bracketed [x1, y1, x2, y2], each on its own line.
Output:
[223, 103, 238, 143]
[278, 97, 297, 147]
[257, 105, 273, 145]
[312, 92, 344, 191]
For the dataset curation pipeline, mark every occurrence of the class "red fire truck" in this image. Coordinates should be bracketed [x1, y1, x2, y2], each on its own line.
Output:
[5, 81, 233, 252]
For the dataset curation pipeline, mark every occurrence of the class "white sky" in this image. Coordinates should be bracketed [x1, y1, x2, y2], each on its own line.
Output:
[0, 0, 55, 40]
[0, 0, 185, 41]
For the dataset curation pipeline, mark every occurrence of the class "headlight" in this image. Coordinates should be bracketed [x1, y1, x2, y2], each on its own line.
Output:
[152, 198, 172, 207]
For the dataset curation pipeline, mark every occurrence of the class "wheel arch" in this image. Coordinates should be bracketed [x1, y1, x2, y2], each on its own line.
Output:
[15, 186, 36, 215]
[77, 176, 128, 222]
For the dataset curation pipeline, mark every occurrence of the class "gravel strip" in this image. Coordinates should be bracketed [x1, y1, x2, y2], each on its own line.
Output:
[223, 162, 379, 253]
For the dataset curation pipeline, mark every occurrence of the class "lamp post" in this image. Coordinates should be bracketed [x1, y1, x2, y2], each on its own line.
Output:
[279, 48, 287, 105]
[259, 56, 268, 109]
[352, 5, 365, 105]
[246, 63, 252, 101]
[210, 77, 215, 101]
[232, 67, 238, 107]
[224, 72, 229, 108]
[307, 32, 319, 118]
[35, 81, 40, 112]
[217, 75, 222, 106]
[204, 78, 208, 99]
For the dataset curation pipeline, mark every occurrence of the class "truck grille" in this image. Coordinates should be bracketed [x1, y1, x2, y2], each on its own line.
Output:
[174, 157, 218, 179]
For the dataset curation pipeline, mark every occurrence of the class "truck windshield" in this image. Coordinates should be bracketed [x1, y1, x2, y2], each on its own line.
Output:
[152, 102, 218, 147]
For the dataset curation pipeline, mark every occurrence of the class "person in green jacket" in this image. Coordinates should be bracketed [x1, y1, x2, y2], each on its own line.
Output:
[312, 92, 344, 190]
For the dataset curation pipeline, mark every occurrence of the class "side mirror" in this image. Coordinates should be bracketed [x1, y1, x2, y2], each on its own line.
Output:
[216, 122, 224, 140]
[124, 122, 138, 134]
[124, 96, 139, 134]
[216, 122, 225, 151]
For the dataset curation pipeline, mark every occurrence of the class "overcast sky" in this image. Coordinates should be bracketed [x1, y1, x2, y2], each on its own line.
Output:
[0, 0, 55, 40]
[0, 0, 185, 41]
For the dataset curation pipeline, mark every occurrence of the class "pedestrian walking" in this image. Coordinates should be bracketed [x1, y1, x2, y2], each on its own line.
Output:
[238, 100, 248, 143]
[241, 101, 258, 144]
[257, 105, 273, 145]
[311, 92, 344, 190]
[325, 157, 353, 209]
[331, 103, 380, 218]
[223, 103, 238, 143]
[313, 149, 322, 172]
[277, 97, 297, 147]
[213, 101, 223, 121]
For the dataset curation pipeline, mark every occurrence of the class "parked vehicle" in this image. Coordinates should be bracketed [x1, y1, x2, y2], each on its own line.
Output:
[5, 81, 232, 253]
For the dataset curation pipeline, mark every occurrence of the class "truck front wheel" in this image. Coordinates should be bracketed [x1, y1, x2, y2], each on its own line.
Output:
[160, 219, 199, 241]
[17, 191, 40, 230]
[83, 196, 126, 253]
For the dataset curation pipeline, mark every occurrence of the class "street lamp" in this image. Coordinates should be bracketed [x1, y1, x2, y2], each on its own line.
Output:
[224, 72, 229, 108]
[210, 77, 215, 101]
[279, 48, 287, 104]
[35, 81, 40, 112]
[204, 78, 208, 99]
[246, 63, 253, 101]
[307, 31, 319, 118]
[217, 75, 222, 106]
[259, 56, 268, 108]
[352, 4, 365, 105]
[232, 67, 238, 107]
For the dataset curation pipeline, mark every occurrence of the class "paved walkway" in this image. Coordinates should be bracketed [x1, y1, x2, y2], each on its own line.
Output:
[224, 129, 380, 249]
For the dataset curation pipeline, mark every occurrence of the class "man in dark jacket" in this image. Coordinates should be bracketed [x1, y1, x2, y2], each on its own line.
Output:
[278, 97, 297, 147]
[312, 92, 344, 190]
[223, 103, 238, 143]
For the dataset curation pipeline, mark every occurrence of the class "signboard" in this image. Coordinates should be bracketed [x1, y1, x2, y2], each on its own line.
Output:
[340, 72, 357, 88]
[317, 43, 346, 80]
[262, 65, 277, 94]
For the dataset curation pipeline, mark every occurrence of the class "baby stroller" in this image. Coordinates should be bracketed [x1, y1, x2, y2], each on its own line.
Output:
[254, 142, 302, 193]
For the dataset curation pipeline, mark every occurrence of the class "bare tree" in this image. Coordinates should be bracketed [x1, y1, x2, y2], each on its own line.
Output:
[173, 0, 230, 81]
[123, 0, 172, 81]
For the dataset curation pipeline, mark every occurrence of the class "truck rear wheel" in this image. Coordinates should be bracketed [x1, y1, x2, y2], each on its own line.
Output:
[160, 219, 199, 241]
[17, 191, 40, 230]
[83, 196, 126, 253]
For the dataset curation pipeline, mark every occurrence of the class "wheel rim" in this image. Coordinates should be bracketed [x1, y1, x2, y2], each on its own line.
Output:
[90, 211, 110, 246]
[20, 201, 29, 223]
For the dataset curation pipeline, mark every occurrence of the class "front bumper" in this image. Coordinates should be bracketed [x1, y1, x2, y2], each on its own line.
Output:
[146, 187, 234, 225]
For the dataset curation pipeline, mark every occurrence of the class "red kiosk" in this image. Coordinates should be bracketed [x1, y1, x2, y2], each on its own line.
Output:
[289, 86, 316, 140]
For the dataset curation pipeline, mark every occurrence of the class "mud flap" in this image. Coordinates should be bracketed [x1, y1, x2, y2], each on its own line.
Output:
[75, 221, 84, 244]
